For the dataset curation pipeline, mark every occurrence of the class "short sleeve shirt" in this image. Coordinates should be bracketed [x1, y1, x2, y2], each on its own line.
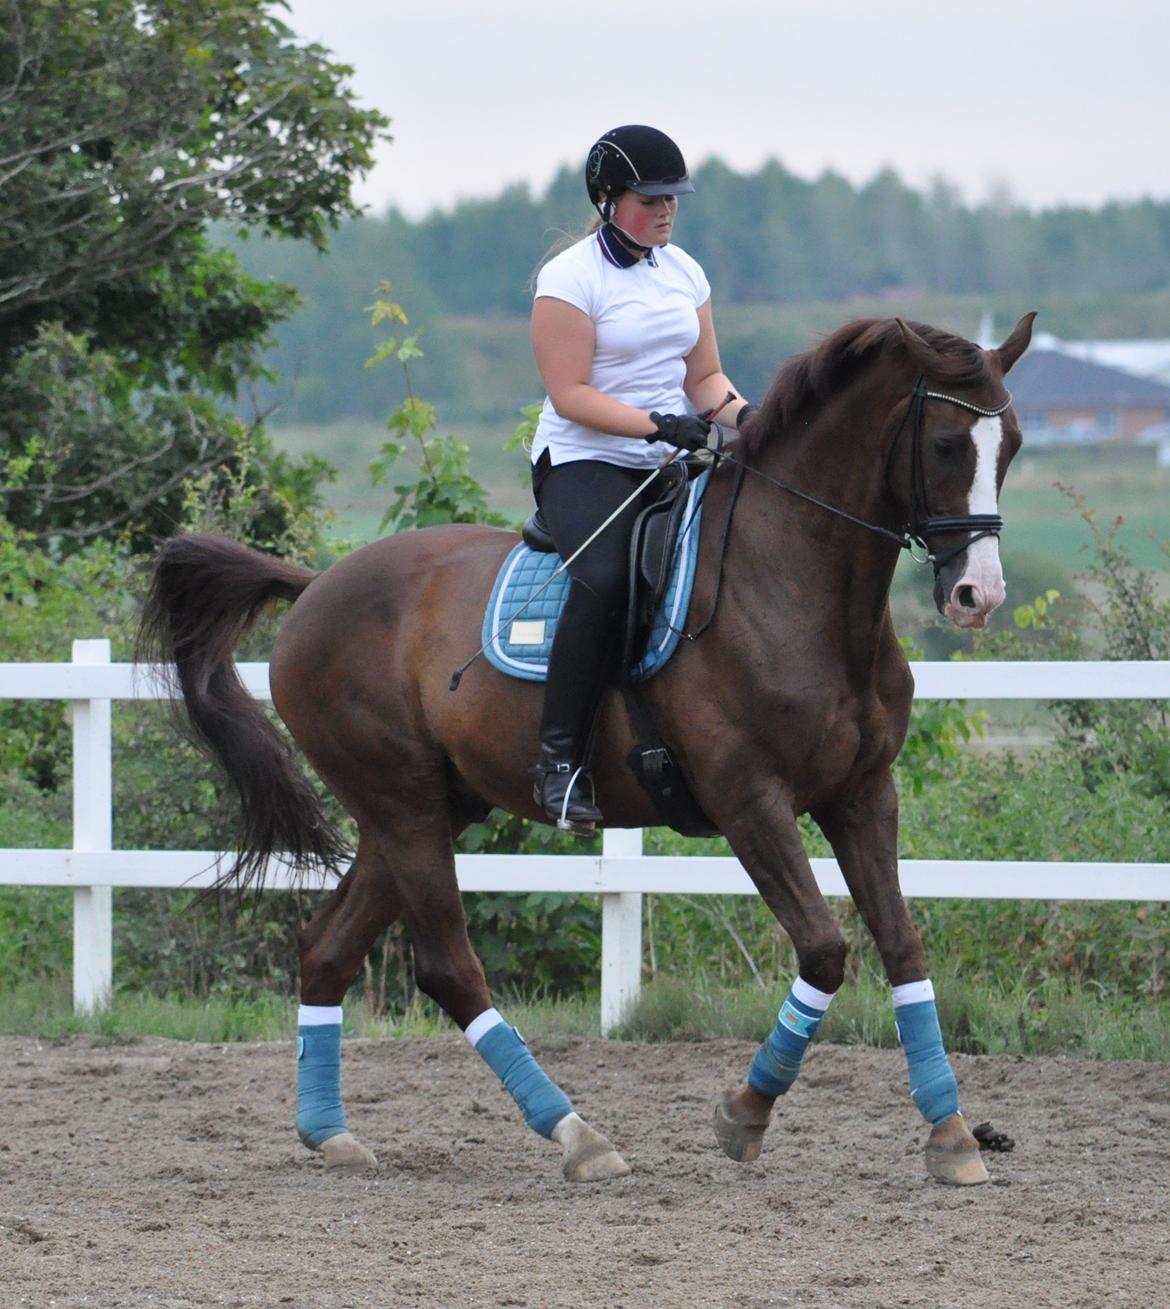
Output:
[531, 234, 711, 468]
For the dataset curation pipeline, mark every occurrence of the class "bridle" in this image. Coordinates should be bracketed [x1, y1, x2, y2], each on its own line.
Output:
[716, 377, 1013, 577]
[903, 378, 1013, 572]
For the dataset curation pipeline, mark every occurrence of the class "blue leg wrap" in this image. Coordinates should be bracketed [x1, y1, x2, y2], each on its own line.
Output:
[895, 999, 960, 1125]
[747, 990, 827, 1098]
[475, 1022, 573, 1139]
[296, 1024, 348, 1149]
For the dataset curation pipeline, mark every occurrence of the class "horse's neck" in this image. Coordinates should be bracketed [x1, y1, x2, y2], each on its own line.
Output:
[768, 372, 905, 530]
[731, 376, 907, 660]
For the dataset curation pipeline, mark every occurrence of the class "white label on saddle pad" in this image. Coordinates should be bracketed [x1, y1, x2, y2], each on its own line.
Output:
[510, 619, 547, 645]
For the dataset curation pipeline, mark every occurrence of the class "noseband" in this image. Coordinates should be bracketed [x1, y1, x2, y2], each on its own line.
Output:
[719, 378, 1013, 577]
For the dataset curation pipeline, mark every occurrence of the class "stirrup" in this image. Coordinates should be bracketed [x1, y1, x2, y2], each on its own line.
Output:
[532, 761, 602, 836]
[555, 765, 600, 835]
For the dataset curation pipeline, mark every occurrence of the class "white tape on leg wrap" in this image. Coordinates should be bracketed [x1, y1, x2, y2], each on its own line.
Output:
[464, 1008, 506, 1048]
[791, 976, 835, 1011]
[892, 979, 936, 1008]
[298, 1005, 343, 1026]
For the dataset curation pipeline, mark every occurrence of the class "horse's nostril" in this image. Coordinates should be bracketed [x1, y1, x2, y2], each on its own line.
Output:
[957, 585, 977, 609]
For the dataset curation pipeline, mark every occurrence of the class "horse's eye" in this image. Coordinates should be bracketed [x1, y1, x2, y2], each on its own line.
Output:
[933, 437, 961, 459]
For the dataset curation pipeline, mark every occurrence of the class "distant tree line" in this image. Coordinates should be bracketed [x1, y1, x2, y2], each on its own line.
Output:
[225, 158, 1170, 425]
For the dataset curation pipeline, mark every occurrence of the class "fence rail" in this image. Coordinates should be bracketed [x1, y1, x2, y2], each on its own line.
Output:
[3, 641, 1169, 1031]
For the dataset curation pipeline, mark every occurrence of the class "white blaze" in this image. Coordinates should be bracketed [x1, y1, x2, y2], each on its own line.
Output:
[944, 415, 1006, 626]
[969, 416, 1002, 517]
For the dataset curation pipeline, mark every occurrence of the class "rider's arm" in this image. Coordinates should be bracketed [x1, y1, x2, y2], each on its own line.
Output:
[531, 296, 658, 439]
[684, 301, 751, 425]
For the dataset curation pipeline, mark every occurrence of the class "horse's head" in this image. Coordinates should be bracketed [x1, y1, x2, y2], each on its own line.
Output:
[894, 313, 1035, 630]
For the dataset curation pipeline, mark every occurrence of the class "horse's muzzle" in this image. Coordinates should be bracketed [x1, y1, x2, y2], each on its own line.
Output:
[934, 536, 1007, 630]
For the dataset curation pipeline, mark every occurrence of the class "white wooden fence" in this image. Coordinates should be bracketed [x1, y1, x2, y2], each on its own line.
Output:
[2, 640, 1168, 1031]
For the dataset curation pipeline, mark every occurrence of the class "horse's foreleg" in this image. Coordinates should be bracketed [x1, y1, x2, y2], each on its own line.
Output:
[714, 797, 848, 1163]
[814, 777, 988, 1185]
[389, 824, 631, 1183]
[296, 848, 401, 1172]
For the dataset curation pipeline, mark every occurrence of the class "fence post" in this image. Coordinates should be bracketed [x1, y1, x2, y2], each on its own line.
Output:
[72, 639, 113, 1012]
[600, 828, 643, 1035]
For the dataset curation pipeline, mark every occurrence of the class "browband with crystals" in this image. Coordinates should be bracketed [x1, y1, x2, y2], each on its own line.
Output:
[921, 389, 1012, 417]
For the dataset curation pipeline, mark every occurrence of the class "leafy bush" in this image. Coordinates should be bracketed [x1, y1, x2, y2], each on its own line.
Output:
[365, 285, 511, 532]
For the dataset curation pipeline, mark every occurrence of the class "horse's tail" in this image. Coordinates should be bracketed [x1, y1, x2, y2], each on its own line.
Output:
[136, 533, 350, 892]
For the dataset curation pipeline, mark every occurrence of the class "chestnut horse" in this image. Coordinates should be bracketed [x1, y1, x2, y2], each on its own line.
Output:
[139, 313, 1034, 1185]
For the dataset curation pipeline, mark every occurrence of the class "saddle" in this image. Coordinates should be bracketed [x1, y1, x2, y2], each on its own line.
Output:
[521, 459, 697, 670]
[520, 460, 719, 838]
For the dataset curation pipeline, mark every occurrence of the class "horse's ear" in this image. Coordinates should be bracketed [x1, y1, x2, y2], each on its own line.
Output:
[994, 312, 1037, 375]
[895, 318, 942, 373]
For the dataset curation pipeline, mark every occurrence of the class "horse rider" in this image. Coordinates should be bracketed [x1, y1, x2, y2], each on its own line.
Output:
[528, 123, 755, 833]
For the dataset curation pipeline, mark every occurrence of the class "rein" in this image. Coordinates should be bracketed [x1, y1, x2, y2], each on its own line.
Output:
[716, 379, 1013, 576]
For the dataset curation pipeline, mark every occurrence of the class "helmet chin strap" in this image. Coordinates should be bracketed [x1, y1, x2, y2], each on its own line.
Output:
[597, 196, 657, 256]
[607, 220, 656, 255]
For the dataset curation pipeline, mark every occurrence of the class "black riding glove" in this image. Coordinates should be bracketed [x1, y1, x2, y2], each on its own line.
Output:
[646, 412, 719, 453]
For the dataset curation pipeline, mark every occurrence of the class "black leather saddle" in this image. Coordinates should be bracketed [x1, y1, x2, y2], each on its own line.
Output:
[520, 460, 696, 668]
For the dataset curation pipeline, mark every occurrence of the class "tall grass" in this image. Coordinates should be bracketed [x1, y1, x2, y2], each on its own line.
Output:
[0, 976, 600, 1045]
[616, 970, 1170, 1062]
[3, 971, 1166, 1062]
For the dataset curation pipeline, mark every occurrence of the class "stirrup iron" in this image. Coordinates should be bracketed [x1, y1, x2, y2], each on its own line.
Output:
[556, 764, 597, 835]
[532, 760, 601, 836]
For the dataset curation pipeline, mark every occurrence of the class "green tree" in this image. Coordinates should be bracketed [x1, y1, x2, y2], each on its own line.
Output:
[0, 0, 388, 550]
[0, 0, 386, 362]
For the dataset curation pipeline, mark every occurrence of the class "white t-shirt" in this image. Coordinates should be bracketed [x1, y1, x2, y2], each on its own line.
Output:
[531, 233, 712, 468]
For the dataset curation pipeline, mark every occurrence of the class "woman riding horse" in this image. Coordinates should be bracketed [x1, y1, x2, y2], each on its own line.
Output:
[528, 124, 753, 833]
[139, 308, 1034, 1185]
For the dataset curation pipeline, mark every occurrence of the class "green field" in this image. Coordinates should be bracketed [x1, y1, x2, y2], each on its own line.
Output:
[999, 445, 1170, 572]
[275, 417, 533, 543]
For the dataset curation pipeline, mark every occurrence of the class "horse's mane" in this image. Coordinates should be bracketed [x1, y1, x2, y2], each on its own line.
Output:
[745, 318, 992, 454]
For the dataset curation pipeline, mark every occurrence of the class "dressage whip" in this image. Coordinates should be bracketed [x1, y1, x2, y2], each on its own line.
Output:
[448, 393, 736, 692]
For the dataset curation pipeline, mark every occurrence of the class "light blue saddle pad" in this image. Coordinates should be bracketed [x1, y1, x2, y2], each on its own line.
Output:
[483, 469, 710, 684]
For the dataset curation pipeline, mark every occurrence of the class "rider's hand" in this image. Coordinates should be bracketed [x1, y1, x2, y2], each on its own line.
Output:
[646, 412, 718, 452]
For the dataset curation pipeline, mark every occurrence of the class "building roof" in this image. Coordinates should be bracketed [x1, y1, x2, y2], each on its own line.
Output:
[1034, 333, 1170, 386]
[1008, 348, 1170, 411]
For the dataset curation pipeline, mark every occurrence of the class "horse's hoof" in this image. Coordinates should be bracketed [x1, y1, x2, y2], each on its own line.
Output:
[320, 1131, 378, 1173]
[552, 1112, 631, 1182]
[713, 1098, 768, 1163]
[925, 1113, 989, 1186]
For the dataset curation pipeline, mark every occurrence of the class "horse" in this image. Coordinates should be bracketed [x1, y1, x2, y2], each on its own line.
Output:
[138, 312, 1035, 1186]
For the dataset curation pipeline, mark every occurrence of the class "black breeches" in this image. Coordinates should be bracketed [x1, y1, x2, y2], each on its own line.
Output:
[532, 456, 654, 618]
[531, 456, 658, 749]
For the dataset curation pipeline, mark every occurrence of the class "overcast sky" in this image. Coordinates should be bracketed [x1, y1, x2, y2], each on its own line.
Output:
[284, 0, 1169, 219]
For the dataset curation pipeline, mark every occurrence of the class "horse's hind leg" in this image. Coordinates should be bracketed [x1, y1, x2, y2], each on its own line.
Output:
[813, 776, 987, 1185]
[382, 814, 630, 1182]
[295, 846, 402, 1172]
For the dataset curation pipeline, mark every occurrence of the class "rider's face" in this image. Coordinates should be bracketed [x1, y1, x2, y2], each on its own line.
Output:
[610, 191, 678, 247]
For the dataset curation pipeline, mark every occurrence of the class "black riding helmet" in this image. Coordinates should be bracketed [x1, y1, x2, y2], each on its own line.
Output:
[585, 125, 694, 216]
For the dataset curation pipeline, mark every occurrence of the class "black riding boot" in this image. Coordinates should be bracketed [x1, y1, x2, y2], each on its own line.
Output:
[532, 581, 610, 835]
